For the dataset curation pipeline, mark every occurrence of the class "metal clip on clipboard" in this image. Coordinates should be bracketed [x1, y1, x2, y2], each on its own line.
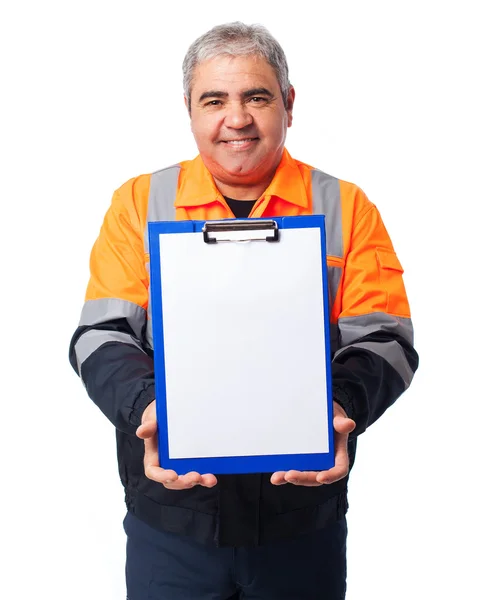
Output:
[202, 220, 279, 244]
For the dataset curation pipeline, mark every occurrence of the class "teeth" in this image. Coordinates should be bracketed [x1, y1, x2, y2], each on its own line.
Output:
[225, 139, 254, 145]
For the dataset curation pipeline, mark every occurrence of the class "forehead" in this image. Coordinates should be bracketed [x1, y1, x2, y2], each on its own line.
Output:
[191, 54, 279, 94]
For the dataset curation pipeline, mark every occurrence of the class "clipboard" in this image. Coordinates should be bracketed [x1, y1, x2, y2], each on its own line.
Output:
[148, 216, 334, 475]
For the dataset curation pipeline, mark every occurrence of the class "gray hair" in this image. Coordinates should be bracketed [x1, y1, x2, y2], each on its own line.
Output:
[183, 22, 291, 108]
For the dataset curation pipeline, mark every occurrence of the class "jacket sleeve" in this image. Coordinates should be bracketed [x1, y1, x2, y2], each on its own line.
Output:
[69, 178, 155, 434]
[331, 200, 419, 436]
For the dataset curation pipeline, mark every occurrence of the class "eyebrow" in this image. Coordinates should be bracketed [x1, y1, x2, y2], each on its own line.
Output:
[198, 91, 228, 103]
[197, 87, 274, 103]
[242, 87, 274, 99]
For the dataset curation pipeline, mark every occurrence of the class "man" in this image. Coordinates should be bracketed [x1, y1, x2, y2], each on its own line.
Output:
[69, 22, 418, 600]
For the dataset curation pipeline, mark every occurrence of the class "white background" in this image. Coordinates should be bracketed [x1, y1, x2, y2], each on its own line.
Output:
[1, 1, 485, 598]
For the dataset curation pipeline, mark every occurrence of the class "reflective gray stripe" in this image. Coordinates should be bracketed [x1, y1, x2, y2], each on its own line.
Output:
[327, 265, 342, 310]
[338, 313, 414, 347]
[74, 330, 144, 373]
[311, 169, 343, 258]
[80, 298, 146, 340]
[144, 165, 180, 253]
[335, 340, 414, 388]
[144, 165, 180, 346]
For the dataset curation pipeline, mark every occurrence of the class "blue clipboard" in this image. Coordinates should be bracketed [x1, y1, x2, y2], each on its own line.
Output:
[148, 215, 334, 475]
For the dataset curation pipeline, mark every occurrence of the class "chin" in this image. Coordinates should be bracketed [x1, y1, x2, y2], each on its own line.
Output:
[219, 158, 262, 178]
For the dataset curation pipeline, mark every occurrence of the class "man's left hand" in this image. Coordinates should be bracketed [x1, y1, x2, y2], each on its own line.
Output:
[270, 402, 356, 487]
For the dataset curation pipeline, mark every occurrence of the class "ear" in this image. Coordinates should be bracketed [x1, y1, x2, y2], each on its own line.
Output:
[286, 86, 295, 127]
[184, 94, 191, 115]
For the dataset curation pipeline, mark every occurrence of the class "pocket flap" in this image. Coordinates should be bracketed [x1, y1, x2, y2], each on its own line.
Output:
[376, 247, 404, 272]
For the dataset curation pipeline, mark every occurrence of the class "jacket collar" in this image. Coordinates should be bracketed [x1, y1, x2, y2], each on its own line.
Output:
[175, 148, 308, 208]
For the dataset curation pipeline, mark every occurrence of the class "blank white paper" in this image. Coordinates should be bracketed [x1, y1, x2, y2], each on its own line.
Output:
[158, 227, 330, 459]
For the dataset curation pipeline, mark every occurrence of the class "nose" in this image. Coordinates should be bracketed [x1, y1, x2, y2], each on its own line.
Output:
[224, 101, 253, 129]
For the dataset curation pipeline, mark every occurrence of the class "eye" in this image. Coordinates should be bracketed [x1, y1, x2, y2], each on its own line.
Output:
[249, 96, 267, 104]
[204, 100, 222, 107]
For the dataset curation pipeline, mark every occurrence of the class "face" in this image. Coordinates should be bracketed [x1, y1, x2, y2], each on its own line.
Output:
[186, 54, 295, 195]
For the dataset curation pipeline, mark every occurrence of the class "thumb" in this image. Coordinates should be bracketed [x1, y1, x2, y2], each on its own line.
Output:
[333, 415, 356, 435]
[136, 419, 157, 439]
[136, 401, 157, 439]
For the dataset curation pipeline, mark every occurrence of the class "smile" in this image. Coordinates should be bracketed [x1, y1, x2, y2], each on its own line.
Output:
[221, 138, 259, 148]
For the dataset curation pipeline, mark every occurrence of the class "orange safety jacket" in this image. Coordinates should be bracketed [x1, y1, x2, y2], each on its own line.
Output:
[69, 148, 418, 546]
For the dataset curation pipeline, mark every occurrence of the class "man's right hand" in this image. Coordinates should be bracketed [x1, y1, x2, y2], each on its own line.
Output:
[136, 400, 218, 490]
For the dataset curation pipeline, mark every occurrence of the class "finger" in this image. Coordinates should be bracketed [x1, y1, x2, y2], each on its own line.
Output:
[145, 465, 179, 485]
[270, 471, 287, 485]
[172, 472, 218, 488]
[200, 473, 218, 488]
[163, 472, 218, 490]
[284, 470, 323, 487]
[174, 471, 203, 488]
[144, 467, 217, 489]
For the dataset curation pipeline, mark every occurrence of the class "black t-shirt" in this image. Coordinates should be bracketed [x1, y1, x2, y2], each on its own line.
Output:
[224, 197, 257, 219]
